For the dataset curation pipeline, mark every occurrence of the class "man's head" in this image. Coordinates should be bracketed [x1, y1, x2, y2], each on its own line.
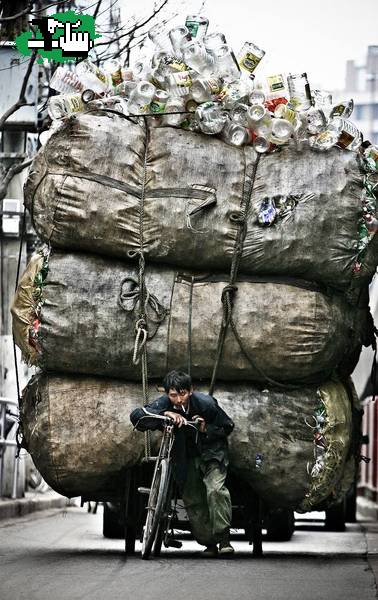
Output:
[163, 370, 193, 409]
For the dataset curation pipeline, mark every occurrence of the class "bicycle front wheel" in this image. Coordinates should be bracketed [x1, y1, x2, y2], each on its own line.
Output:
[141, 457, 170, 559]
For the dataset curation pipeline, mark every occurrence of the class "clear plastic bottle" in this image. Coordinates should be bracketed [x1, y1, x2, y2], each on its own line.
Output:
[313, 89, 332, 113]
[150, 89, 169, 113]
[161, 97, 187, 127]
[253, 135, 270, 154]
[331, 117, 363, 151]
[195, 101, 228, 134]
[287, 73, 312, 111]
[48, 93, 84, 120]
[204, 32, 227, 54]
[274, 103, 296, 124]
[185, 15, 209, 40]
[191, 77, 222, 103]
[230, 103, 250, 127]
[127, 81, 156, 114]
[249, 87, 266, 105]
[268, 118, 294, 145]
[165, 71, 192, 97]
[329, 99, 354, 119]
[75, 59, 111, 93]
[264, 74, 288, 111]
[50, 66, 84, 94]
[247, 103, 267, 127]
[148, 23, 173, 53]
[169, 26, 192, 59]
[221, 120, 251, 146]
[212, 45, 240, 83]
[182, 40, 214, 75]
[305, 107, 327, 135]
[237, 42, 265, 75]
[114, 80, 137, 99]
[104, 59, 123, 87]
[219, 78, 252, 108]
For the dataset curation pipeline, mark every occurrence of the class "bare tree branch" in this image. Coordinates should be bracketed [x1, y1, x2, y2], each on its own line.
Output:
[94, 0, 169, 48]
[0, 1, 33, 23]
[92, 0, 103, 19]
[0, 50, 37, 130]
[0, 158, 33, 202]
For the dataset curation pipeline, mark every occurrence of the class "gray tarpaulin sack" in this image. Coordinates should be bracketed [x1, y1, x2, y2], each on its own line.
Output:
[24, 113, 378, 293]
[20, 373, 355, 511]
[12, 250, 370, 383]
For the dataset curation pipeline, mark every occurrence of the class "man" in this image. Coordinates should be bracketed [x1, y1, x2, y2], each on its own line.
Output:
[130, 369, 235, 556]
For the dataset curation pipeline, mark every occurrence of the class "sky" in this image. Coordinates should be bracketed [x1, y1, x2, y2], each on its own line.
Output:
[120, 0, 378, 92]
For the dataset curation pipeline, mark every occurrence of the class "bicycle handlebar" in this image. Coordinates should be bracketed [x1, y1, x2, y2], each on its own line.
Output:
[136, 411, 201, 431]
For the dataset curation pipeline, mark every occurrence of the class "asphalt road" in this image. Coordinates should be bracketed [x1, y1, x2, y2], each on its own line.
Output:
[0, 506, 376, 600]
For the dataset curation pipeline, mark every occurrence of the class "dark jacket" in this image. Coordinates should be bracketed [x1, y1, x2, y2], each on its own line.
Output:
[130, 391, 234, 466]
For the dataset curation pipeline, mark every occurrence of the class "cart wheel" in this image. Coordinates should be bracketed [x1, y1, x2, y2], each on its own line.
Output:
[141, 458, 170, 559]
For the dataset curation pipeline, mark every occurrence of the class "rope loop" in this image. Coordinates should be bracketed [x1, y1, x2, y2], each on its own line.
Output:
[133, 318, 148, 365]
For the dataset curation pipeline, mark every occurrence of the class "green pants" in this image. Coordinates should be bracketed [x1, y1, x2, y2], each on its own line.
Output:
[182, 457, 232, 547]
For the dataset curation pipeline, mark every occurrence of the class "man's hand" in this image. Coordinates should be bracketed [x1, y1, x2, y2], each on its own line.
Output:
[193, 415, 206, 433]
[163, 411, 187, 428]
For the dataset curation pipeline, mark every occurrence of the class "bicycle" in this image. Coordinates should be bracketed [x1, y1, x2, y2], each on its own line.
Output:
[135, 412, 200, 560]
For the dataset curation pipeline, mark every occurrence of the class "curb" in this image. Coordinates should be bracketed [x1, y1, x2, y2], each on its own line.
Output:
[0, 491, 68, 520]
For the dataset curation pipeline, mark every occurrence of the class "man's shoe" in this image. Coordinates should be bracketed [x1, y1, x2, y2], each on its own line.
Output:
[218, 539, 235, 555]
[202, 545, 218, 557]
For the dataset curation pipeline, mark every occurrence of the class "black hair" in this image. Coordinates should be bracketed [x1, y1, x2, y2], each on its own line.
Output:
[163, 370, 192, 394]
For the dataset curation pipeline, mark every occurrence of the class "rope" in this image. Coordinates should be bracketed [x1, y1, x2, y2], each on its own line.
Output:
[209, 154, 260, 395]
[137, 117, 152, 458]
[187, 276, 194, 376]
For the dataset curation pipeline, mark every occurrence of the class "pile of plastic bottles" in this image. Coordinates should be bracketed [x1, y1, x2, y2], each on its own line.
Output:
[45, 13, 378, 161]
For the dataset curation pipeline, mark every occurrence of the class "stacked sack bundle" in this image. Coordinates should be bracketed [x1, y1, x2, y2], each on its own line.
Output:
[12, 14, 378, 513]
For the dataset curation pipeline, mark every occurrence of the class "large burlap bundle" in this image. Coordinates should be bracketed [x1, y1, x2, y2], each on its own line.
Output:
[20, 374, 355, 510]
[12, 250, 369, 382]
[24, 113, 378, 293]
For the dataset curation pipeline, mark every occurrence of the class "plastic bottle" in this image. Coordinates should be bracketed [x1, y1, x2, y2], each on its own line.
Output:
[165, 71, 193, 97]
[221, 120, 251, 146]
[329, 99, 354, 119]
[185, 15, 209, 40]
[127, 81, 156, 114]
[148, 23, 173, 53]
[331, 117, 363, 151]
[247, 103, 267, 127]
[104, 59, 123, 87]
[195, 101, 228, 134]
[191, 77, 222, 103]
[204, 32, 227, 54]
[182, 40, 214, 75]
[219, 78, 252, 108]
[264, 74, 288, 111]
[287, 72, 312, 111]
[212, 45, 240, 83]
[230, 103, 250, 127]
[49, 66, 84, 94]
[150, 89, 169, 114]
[75, 59, 110, 93]
[305, 107, 327, 135]
[169, 26, 192, 59]
[48, 93, 84, 120]
[274, 103, 296, 124]
[237, 41, 265, 75]
[269, 118, 294, 145]
[161, 97, 187, 127]
[253, 135, 271, 153]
